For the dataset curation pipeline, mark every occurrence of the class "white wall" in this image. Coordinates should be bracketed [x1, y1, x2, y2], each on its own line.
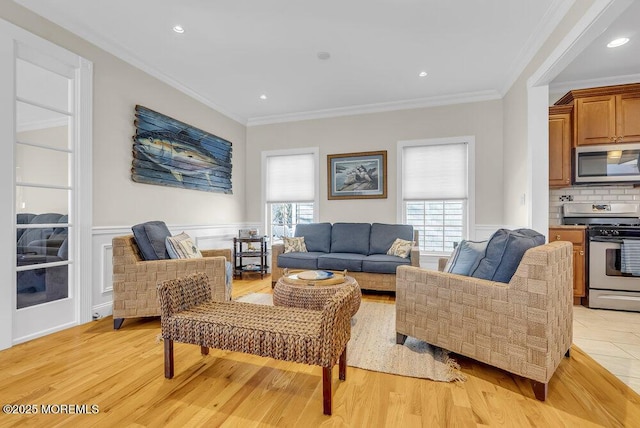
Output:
[246, 100, 505, 227]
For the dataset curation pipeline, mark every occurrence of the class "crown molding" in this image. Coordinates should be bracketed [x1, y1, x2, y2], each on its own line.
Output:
[246, 90, 502, 127]
[549, 73, 640, 95]
[15, 1, 248, 126]
[499, 0, 575, 96]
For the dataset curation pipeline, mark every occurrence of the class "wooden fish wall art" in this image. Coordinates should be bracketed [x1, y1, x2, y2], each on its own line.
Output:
[132, 105, 232, 194]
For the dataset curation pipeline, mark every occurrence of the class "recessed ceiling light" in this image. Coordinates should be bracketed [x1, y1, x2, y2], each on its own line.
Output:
[607, 37, 629, 48]
[259, 94, 267, 100]
[173, 25, 185, 34]
[317, 52, 331, 60]
[418, 71, 428, 77]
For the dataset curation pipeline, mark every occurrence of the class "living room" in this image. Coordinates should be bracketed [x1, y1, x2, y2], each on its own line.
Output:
[2, 0, 640, 426]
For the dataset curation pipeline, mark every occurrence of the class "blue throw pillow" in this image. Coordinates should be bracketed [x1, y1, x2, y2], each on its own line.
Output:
[444, 240, 488, 275]
[132, 221, 171, 260]
[470, 228, 545, 283]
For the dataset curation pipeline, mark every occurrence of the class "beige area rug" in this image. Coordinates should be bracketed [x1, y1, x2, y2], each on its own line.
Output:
[236, 293, 465, 383]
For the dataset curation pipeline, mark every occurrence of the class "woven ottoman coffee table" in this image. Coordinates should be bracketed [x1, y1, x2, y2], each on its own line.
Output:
[273, 270, 362, 317]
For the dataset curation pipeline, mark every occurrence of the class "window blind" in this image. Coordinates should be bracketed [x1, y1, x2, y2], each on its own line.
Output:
[402, 143, 467, 200]
[265, 153, 315, 202]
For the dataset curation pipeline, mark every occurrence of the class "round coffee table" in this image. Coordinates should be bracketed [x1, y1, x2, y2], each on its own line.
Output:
[273, 271, 361, 317]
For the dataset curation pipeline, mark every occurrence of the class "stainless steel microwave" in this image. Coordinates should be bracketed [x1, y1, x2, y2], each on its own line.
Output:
[575, 143, 640, 184]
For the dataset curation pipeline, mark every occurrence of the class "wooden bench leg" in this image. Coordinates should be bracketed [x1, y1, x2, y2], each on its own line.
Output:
[164, 339, 174, 379]
[565, 348, 571, 358]
[322, 366, 332, 415]
[532, 380, 548, 401]
[339, 346, 347, 381]
[201, 346, 209, 356]
[396, 333, 407, 345]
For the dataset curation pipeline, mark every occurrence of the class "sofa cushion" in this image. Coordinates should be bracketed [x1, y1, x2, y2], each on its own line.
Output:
[278, 251, 326, 270]
[284, 236, 307, 253]
[470, 228, 545, 283]
[369, 223, 414, 254]
[295, 223, 332, 253]
[362, 254, 411, 273]
[317, 253, 365, 271]
[331, 223, 371, 254]
[132, 221, 171, 260]
[444, 240, 488, 275]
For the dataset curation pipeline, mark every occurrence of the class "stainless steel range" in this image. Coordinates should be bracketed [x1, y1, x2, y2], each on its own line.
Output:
[563, 203, 640, 312]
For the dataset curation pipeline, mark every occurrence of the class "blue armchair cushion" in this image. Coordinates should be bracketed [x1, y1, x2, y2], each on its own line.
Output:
[295, 223, 332, 253]
[444, 240, 488, 276]
[132, 221, 171, 260]
[470, 228, 545, 283]
[369, 223, 414, 254]
[331, 223, 371, 254]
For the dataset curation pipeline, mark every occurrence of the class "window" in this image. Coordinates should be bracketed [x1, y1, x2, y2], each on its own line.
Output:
[399, 138, 474, 254]
[263, 149, 318, 241]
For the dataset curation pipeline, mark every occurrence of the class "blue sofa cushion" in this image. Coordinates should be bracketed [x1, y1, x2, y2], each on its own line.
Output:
[317, 253, 365, 272]
[331, 223, 371, 254]
[470, 228, 545, 283]
[278, 251, 326, 270]
[362, 254, 411, 274]
[369, 223, 414, 255]
[444, 240, 488, 275]
[132, 221, 171, 260]
[295, 223, 332, 253]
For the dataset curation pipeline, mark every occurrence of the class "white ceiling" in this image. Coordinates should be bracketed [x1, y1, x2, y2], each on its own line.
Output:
[13, 0, 640, 125]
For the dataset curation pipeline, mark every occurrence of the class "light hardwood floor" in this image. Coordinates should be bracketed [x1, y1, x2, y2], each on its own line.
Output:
[1, 275, 639, 427]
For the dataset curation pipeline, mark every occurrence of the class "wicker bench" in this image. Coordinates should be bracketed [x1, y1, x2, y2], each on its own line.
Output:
[157, 272, 355, 415]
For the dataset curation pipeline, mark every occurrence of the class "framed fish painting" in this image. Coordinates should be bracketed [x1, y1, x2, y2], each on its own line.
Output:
[131, 105, 232, 194]
[327, 150, 387, 200]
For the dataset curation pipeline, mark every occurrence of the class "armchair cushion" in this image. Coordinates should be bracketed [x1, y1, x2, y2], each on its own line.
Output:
[470, 228, 545, 283]
[132, 221, 171, 260]
[444, 239, 488, 275]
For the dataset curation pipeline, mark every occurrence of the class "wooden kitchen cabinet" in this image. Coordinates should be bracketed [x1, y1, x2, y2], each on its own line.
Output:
[549, 227, 586, 303]
[549, 105, 572, 188]
[555, 83, 640, 146]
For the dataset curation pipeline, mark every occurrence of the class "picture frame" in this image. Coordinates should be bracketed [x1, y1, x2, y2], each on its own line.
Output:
[327, 150, 387, 200]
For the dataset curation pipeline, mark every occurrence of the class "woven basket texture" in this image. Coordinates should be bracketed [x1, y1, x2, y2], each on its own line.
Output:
[158, 272, 354, 367]
[112, 235, 231, 320]
[396, 241, 573, 384]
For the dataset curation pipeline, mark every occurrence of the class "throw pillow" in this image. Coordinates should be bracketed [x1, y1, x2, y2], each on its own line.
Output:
[132, 220, 171, 260]
[444, 240, 488, 275]
[165, 232, 202, 259]
[470, 228, 545, 283]
[387, 238, 413, 258]
[284, 236, 307, 253]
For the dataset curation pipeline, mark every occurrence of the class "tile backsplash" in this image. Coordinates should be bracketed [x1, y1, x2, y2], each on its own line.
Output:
[549, 185, 640, 225]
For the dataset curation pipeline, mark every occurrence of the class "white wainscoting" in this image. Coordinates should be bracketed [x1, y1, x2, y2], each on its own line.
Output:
[91, 223, 259, 319]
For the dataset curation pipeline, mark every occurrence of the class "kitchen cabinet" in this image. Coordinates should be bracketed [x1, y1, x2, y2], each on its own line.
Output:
[555, 83, 640, 146]
[549, 105, 572, 188]
[549, 227, 586, 304]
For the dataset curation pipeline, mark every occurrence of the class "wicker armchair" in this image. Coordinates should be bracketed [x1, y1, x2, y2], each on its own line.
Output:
[112, 235, 232, 329]
[396, 241, 573, 401]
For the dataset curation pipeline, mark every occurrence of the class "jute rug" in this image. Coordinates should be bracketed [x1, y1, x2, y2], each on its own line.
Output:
[236, 293, 465, 383]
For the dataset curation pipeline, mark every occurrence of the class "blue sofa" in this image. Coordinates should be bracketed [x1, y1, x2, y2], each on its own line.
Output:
[271, 222, 420, 291]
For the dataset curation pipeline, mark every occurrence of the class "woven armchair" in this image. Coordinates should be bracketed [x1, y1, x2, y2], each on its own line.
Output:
[112, 235, 232, 329]
[396, 241, 573, 401]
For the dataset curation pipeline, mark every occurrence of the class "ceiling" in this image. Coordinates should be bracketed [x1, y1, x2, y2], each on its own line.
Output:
[13, 0, 640, 125]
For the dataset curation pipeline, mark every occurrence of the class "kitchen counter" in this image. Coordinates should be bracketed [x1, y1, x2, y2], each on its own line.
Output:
[549, 225, 587, 230]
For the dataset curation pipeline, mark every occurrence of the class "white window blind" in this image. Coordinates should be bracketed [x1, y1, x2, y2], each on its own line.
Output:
[402, 143, 467, 200]
[266, 153, 315, 202]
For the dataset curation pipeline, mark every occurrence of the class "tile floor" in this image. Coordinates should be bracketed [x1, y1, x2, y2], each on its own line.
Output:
[573, 305, 640, 394]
